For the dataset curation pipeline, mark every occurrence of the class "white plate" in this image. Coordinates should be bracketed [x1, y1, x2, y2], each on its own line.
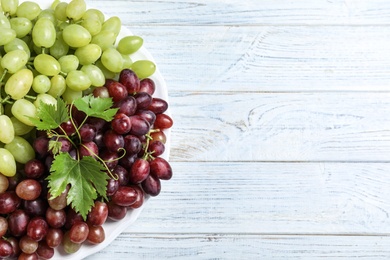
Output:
[20, 0, 171, 259]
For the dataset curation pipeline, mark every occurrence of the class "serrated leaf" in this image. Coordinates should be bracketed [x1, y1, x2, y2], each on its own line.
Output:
[48, 140, 62, 155]
[29, 98, 69, 130]
[73, 95, 118, 121]
[47, 153, 109, 219]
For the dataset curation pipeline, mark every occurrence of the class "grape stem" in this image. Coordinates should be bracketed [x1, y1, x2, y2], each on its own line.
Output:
[0, 69, 7, 83]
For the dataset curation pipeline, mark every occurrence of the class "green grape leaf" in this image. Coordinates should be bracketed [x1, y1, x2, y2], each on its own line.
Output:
[48, 140, 62, 155]
[29, 98, 69, 130]
[73, 95, 118, 121]
[47, 153, 109, 220]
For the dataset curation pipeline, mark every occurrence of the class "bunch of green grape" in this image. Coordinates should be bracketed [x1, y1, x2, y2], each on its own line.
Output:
[0, 0, 156, 178]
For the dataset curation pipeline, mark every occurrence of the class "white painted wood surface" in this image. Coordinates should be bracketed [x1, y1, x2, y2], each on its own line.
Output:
[85, 0, 390, 259]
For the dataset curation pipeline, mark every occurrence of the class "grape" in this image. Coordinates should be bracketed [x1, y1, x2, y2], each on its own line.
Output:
[0, 238, 12, 258]
[10, 17, 32, 38]
[0, 174, 9, 193]
[27, 217, 49, 241]
[62, 24, 91, 48]
[87, 201, 108, 226]
[101, 16, 121, 36]
[103, 129, 124, 152]
[124, 134, 142, 155]
[81, 16, 102, 37]
[1, 0, 18, 15]
[7, 236, 21, 258]
[74, 43, 102, 65]
[128, 185, 144, 209]
[47, 186, 69, 211]
[4, 136, 35, 164]
[66, 70, 92, 91]
[106, 178, 119, 197]
[100, 150, 119, 170]
[66, 0, 86, 21]
[154, 113, 174, 129]
[36, 241, 54, 259]
[105, 80, 128, 102]
[148, 98, 169, 114]
[136, 109, 156, 126]
[62, 231, 81, 254]
[0, 148, 17, 177]
[32, 18, 56, 48]
[33, 136, 49, 158]
[1, 49, 28, 73]
[107, 201, 127, 221]
[79, 123, 96, 142]
[134, 92, 152, 110]
[0, 27, 16, 45]
[34, 53, 61, 76]
[83, 8, 105, 24]
[114, 95, 137, 116]
[148, 140, 165, 157]
[0, 12, 10, 28]
[101, 47, 124, 73]
[111, 186, 138, 206]
[49, 32, 69, 59]
[23, 198, 48, 217]
[5, 38, 31, 59]
[92, 86, 109, 98]
[34, 93, 57, 109]
[81, 64, 105, 87]
[139, 78, 156, 95]
[91, 30, 116, 51]
[129, 115, 150, 136]
[129, 158, 150, 184]
[58, 54, 79, 73]
[87, 224, 105, 244]
[122, 53, 133, 69]
[8, 209, 29, 236]
[141, 174, 161, 196]
[131, 60, 156, 79]
[111, 113, 132, 134]
[10, 116, 33, 136]
[11, 98, 37, 126]
[48, 74, 66, 97]
[0, 115, 15, 144]
[16, 1, 41, 20]
[58, 120, 77, 136]
[117, 35, 143, 55]
[79, 141, 99, 158]
[15, 179, 42, 200]
[45, 228, 63, 248]
[64, 208, 83, 230]
[119, 69, 140, 94]
[4, 68, 33, 99]
[54, 2, 68, 21]
[19, 235, 38, 254]
[0, 216, 8, 237]
[69, 221, 89, 244]
[32, 74, 51, 94]
[18, 252, 39, 260]
[113, 165, 129, 186]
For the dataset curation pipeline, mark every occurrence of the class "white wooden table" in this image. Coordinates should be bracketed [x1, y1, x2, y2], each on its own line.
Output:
[86, 0, 390, 259]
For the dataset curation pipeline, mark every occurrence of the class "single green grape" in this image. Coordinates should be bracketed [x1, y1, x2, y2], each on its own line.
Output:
[11, 99, 37, 126]
[95, 60, 115, 79]
[131, 60, 156, 79]
[74, 43, 101, 65]
[83, 8, 105, 23]
[0, 115, 15, 144]
[32, 18, 56, 48]
[117, 35, 143, 55]
[0, 12, 10, 28]
[10, 116, 34, 136]
[81, 17, 102, 36]
[34, 53, 61, 76]
[0, 27, 16, 46]
[66, 0, 86, 21]
[54, 2, 68, 21]
[0, 148, 16, 177]
[50, 32, 70, 60]
[16, 1, 42, 20]
[62, 24, 91, 48]
[91, 30, 116, 51]
[37, 8, 56, 24]
[33, 93, 57, 108]
[1, 0, 18, 15]
[32, 74, 51, 93]
[48, 74, 66, 97]
[81, 64, 105, 87]
[5, 68, 33, 100]
[1, 49, 29, 74]
[4, 136, 35, 164]
[101, 48, 124, 73]
[62, 87, 82, 104]
[101, 16, 121, 37]
[122, 54, 133, 69]
[66, 70, 91, 91]
[4, 38, 31, 58]
[58, 55, 79, 74]
[9, 17, 33, 38]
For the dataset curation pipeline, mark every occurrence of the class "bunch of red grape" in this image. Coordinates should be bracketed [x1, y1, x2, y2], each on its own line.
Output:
[0, 68, 173, 259]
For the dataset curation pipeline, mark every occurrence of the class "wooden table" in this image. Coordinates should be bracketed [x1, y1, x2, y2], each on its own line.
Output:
[87, 0, 390, 258]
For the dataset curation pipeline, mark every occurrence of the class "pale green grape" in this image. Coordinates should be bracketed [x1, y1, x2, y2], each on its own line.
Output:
[0, 148, 16, 177]
[1, 0, 18, 15]
[4, 38, 31, 58]
[10, 116, 34, 136]
[48, 74, 66, 97]
[10, 17, 32, 38]
[0, 115, 14, 144]
[91, 30, 116, 51]
[1, 49, 28, 74]
[0, 13, 10, 28]
[131, 60, 156, 79]
[51, 0, 60, 9]
[62, 87, 82, 104]
[83, 8, 105, 23]
[54, 2, 68, 21]
[33, 93, 57, 108]
[117, 35, 143, 55]
[122, 54, 133, 69]
[95, 60, 115, 79]
[50, 32, 70, 60]
[11, 99, 37, 126]
[66, 70, 91, 91]
[32, 74, 51, 93]
[74, 43, 101, 65]
[16, 1, 41, 20]
[101, 48, 124, 73]
[5, 69, 33, 100]
[101, 16, 121, 37]
[81, 64, 105, 87]
[58, 55, 79, 73]
[66, 0, 86, 21]
[37, 8, 56, 24]
[62, 24, 91, 48]
[81, 17, 101, 36]
[32, 18, 56, 48]
[4, 136, 35, 164]
[0, 27, 16, 46]
[34, 53, 61, 76]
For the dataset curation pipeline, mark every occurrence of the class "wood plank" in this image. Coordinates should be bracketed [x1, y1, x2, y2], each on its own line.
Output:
[119, 26, 390, 92]
[168, 92, 390, 162]
[117, 162, 390, 234]
[89, 0, 390, 26]
[87, 234, 390, 259]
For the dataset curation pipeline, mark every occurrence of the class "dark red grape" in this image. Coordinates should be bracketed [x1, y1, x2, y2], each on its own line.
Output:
[119, 69, 140, 94]
[134, 92, 152, 110]
[111, 113, 131, 134]
[92, 86, 109, 98]
[100, 149, 119, 170]
[128, 185, 144, 209]
[141, 174, 161, 196]
[24, 159, 45, 179]
[16, 179, 42, 201]
[0, 238, 13, 257]
[119, 153, 137, 169]
[45, 208, 66, 228]
[124, 135, 142, 155]
[105, 79, 128, 102]
[135, 109, 156, 125]
[113, 165, 129, 186]
[111, 186, 138, 207]
[79, 141, 99, 158]
[18, 252, 38, 260]
[139, 78, 155, 95]
[23, 198, 48, 216]
[87, 224, 105, 244]
[69, 221, 89, 244]
[7, 236, 21, 258]
[103, 129, 124, 152]
[57, 119, 77, 136]
[19, 235, 38, 254]
[79, 123, 96, 143]
[33, 136, 49, 157]
[148, 140, 165, 157]
[0, 191, 21, 214]
[129, 115, 150, 136]
[114, 96, 137, 116]
[8, 209, 29, 237]
[36, 240, 54, 259]
[107, 201, 127, 221]
[154, 113, 173, 129]
[27, 217, 48, 241]
[87, 201, 108, 226]
[129, 158, 150, 184]
[45, 228, 63, 248]
[149, 157, 172, 180]
[64, 208, 83, 230]
[148, 98, 168, 114]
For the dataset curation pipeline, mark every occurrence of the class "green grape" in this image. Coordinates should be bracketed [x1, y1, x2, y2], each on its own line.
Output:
[74, 43, 101, 65]
[101, 48, 124, 73]
[54, 2, 68, 21]
[51, 0, 60, 9]
[131, 60, 156, 79]
[4, 38, 31, 58]
[62, 87, 82, 104]
[50, 32, 69, 60]
[16, 1, 41, 20]
[10, 17, 32, 38]
[0, 148, 16, 177]
[33, 93, 57, 108]
[1, 49, 28, 74]
[4, 136, 35, 164]
[10, 116, 33, 136]
[32, 74, 51, 93]
[91, 30, 116, 51]
[0, 115, 14, 144]
[32, 18, 56, 48]
[34, 53, 61, 76]
[62, 24, 91, 48]
[11, 99, 37, 126]
[117, 35, 143, 55]
[1, 0, 18, 15]
[58, 55, 79, 73]
[66, 0, 86, 21]
[81, 17, 102, 36]
[5, 69, 33, 100]
[95, 60, 115, 79]
[81, 64, 105, 87]
[66, 70, 92, 91]
[48, 74, 66, 97]
[101, 16, 121, 37]
[83, 8, 105, 23]
[122, 54, 133, 69]
[0, 13, 10, 28]
[37, 8, 56, 24]
[0, 27, 16, 46]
